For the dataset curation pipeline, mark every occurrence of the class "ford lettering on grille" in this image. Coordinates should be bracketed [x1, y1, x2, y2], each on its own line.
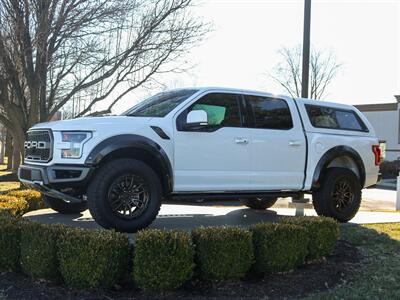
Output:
[24, 130, 53, 162]
[24, 141, 49, 149]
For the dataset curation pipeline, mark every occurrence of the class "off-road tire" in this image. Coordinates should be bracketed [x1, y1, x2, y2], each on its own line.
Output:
[241, 197, 278, 210]
[313, 167, 361, 222]
[87, 158, 162, 233]
[42, 195, 87, 214]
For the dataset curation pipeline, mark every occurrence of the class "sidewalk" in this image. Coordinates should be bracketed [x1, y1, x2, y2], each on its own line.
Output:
[269, 187, 397, 211]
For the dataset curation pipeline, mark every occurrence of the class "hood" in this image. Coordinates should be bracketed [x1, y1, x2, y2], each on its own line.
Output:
[31, 116, 154, 132]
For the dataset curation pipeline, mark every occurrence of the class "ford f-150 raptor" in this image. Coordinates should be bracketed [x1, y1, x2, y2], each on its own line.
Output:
[18, 87, 381, 232]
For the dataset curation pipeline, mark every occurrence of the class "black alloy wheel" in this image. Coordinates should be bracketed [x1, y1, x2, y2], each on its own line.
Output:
[107, 174, 150, 219]
[331, 178, 355, 213]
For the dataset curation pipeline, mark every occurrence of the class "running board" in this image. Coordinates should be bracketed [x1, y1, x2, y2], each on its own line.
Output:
[171, 191, 303, 201]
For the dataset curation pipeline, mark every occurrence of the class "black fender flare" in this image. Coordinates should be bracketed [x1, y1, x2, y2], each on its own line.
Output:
[85, 134, 173, 194]
[312, 145, 366, 189]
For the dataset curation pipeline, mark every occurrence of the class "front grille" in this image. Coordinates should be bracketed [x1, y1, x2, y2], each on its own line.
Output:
[24, 130, 53, 162]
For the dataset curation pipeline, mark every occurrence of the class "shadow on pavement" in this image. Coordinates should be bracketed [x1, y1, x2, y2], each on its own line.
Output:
[25, 207, 282, 232]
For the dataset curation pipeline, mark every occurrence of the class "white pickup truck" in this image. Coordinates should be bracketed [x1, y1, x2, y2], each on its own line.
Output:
[18, 87, 381, 232]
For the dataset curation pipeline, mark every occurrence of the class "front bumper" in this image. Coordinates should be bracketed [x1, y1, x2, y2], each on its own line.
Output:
[18, 164, 92, 186]
[18, 164, 92, 203]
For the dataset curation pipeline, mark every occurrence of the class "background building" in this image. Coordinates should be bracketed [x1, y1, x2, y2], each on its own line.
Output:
[355, 96, 399, 162]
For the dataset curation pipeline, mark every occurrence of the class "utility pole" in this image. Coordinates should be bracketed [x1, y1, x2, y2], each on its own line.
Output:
[301, 0, 312, 98]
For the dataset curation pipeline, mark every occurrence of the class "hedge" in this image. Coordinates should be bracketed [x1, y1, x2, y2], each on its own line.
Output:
[57, 227, 130, 289]
[0, 214, 339, 293]
[251, 222, 309, 273]
[20, 221, 64, 281]
[133, 229, 194, 292]
[0, 195, 28, 217]
[192, 226, 253, 281]
[282, 216, 339, 260]
[0, 215, 23, 272]
[0, 189, 44, 217]
[7, 190, 45, 211]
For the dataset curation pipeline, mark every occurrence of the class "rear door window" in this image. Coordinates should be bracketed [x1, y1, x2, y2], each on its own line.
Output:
[305, 104, 368, 132]
[246, 96, 293, 130]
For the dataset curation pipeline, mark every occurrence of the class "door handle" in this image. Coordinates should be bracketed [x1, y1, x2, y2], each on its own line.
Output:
[235, 137, 249, 144]
[289, 140, 302, 147]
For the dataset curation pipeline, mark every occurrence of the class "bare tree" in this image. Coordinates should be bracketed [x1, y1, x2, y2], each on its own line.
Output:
[271, 45, 342, 99]
[0, 0, 208, 171]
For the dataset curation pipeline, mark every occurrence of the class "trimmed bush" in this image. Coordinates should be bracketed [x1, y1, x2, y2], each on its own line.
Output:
[192, 226, 253, 281]
[250, 222, 308, 273]
[133, 229, 194, 292]
[20, 221, 64, 281]
[282, 216, 339, 260]
[57, 227, 130, 289]
[0, 215, 22, 271]
[7, 190, 45, 211]
[0, 195, 28, 216]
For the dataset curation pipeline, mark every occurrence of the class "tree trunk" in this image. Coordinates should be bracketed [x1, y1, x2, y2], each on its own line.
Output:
[10, 125, 26, 173]
[0, 127, 5, 164]
[0, 142, 4, 165]
[12, 146, 21, 173]
[5, 132, 13, 170]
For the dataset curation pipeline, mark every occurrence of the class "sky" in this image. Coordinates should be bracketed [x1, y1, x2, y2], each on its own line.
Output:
[112, 0, 400, 114]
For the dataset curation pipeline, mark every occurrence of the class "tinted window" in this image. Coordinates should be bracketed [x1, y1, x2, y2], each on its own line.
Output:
[305, 105, 368, 132]
[247, 96, 293, 129]
[188, 93, 242, 128]
[123, 89, 198, 117]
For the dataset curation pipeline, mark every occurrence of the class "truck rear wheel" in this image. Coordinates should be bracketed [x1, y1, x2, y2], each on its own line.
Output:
[42, 195, 87, 214]
[313, 167, 361, 222]
[87, 158, 162, 233]
[241, 197, 278, 210]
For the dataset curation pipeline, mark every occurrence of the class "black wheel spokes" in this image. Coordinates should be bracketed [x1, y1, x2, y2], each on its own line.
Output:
[332, 179, 354, 212]
[107, 175, 150, 219]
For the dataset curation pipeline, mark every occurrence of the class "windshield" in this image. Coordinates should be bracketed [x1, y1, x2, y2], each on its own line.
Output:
[122, 89, 198, 117]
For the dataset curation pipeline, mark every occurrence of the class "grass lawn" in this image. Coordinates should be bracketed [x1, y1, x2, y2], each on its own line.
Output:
[0, 181, 20, 193]
[307, 223, 400, 299]
[0, 157, 11, 177]
[0, 158, 19, 193]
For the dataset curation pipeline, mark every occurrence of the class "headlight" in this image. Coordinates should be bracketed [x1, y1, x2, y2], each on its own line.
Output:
[61, 131, 92, 158]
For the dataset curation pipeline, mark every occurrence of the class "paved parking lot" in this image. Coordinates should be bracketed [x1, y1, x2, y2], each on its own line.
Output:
[24, 188, 400, 232]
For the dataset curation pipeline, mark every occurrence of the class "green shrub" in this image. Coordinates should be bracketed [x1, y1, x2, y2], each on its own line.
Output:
[57, 227, 130, 289]
[250, 222, 308, 273]
[379, 160, 399, 178]
[282, 216, 339, 260]
[133, 229, 194, 292]
[192, 226, 253, 281]
[20, 221, 64, 281]
[0, 195, 28, 216]
[7, 190, 45, 211]
[0, 215, 22, 271]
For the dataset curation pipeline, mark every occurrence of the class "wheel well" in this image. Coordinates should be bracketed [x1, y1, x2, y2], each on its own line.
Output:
[96, 147, 172, 196]
[326, 156, 360, 179]
[312, 146, 366, 190]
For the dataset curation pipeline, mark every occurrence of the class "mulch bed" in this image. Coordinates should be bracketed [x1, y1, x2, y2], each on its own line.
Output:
[0, 239, 360, 300]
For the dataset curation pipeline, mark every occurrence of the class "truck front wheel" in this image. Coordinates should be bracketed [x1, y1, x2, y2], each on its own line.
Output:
[87, 158, 162, 233]
[42, 195, 87, 214]
[313, 167, 361, 222]
[241, 197, 278, 210]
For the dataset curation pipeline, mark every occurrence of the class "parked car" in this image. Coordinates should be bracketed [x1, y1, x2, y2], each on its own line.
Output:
[18, 87, 381, 232]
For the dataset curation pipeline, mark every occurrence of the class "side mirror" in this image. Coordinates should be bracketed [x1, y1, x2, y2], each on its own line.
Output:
[185, 110, 208, 129]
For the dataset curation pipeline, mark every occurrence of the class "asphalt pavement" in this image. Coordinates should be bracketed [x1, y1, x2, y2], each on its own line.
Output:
[24, 187, 400, 233]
